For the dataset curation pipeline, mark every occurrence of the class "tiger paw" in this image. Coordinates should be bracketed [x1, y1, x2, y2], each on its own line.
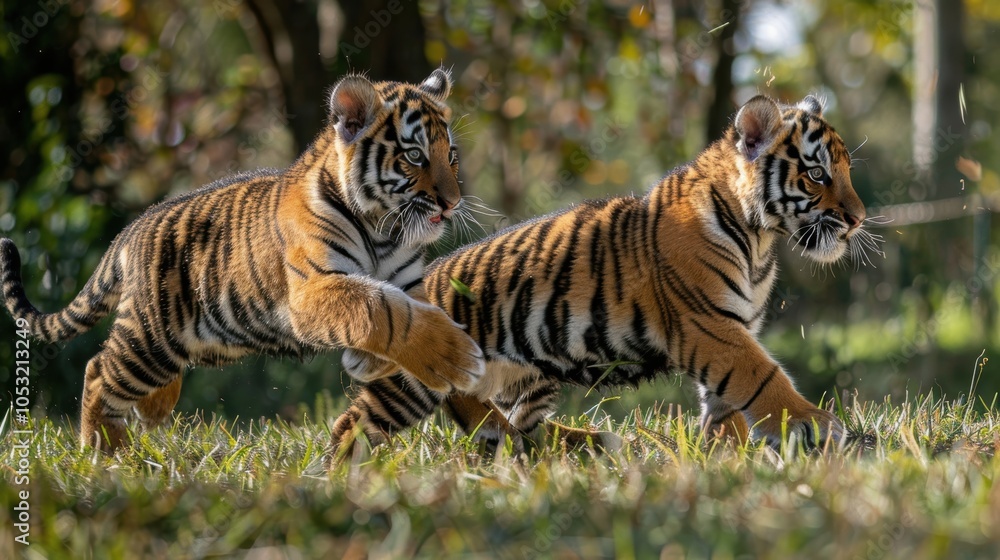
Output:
[341, 349, 399, 382]
[393, 303, 485, 393]
[756, 407, 843, 449]
[546, 421, 624, 453]
[702, 411, 750, 446]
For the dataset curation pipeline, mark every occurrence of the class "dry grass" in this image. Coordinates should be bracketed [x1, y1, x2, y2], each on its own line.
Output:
[2, 392, 1000, 559]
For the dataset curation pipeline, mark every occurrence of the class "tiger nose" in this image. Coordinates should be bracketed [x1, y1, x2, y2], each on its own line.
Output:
[843, 211, 862, 231]
[437, 195, 458, 217]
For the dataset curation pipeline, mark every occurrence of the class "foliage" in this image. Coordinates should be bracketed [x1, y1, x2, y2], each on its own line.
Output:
[3, 392, 1000, 558]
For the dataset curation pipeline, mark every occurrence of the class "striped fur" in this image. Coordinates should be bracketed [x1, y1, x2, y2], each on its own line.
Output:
[330, 95, 873, 455]
[0, 69, 485, 452]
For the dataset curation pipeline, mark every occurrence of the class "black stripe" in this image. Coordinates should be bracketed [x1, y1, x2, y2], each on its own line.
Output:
[510, 278, 536, 360]
[740, 366, 778, 411]
[305, 257, 347, 275]
[698, 258, 749, 301]
[715, 369, 733, 397]
[689, 317, 733, 346]
[706, 300, 747, 324]
[387, 251, 423, 283]
[325, 240, 366, 271]
[380, 289, 394, 349]
[102, 379, 141, 401]
[308, 208, 354, 240]
[401, 277, 422, 293]
[710, 190, 752, 262]
[367, 382, 415, 428]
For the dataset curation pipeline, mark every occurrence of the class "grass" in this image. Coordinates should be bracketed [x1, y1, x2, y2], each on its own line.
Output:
[2, 392, 1000, 559]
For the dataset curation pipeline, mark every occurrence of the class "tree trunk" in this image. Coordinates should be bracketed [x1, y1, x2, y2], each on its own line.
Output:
[245, 0, 431, 152]
[245, 0, 327, 152]
[932, 0, 965, 193]
[332, 0, 432, 83]
[705, 0, 741, 140]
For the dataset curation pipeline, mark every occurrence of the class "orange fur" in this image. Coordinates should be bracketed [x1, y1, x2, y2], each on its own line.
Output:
[0, 69, 484, 452]
[331, 94, 873, 455]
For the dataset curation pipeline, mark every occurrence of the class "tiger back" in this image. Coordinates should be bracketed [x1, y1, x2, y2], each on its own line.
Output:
[330, 94, 878, 455]
[0, 69, 485, 452]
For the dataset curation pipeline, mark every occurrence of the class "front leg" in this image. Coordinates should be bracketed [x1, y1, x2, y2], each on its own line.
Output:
[699, 387, 750, 445]
[685, 319, 842, 447]
[340, 283, 433, 383]
[341, 348, 398, 382]
[288, 269, 484, 393]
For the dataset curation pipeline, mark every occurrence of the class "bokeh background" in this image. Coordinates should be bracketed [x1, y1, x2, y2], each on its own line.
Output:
[1, 0, 997, 425]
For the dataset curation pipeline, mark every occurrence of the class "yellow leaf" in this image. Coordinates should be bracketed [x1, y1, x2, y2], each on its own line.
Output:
[619, 37, 642, 62]
[628, 5, 651, 28]
[956, 156, 982, 182]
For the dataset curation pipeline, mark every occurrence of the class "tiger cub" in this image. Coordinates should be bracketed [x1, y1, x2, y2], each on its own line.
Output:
[0, 69, 485, 452]
[331, 94, 877, 455]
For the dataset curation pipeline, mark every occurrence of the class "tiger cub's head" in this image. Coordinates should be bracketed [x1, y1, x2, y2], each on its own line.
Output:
[734, 95, 869, 264]
[328, 69, 460, 246]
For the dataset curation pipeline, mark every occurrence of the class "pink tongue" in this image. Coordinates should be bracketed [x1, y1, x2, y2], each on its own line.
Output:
[430, 215, 442, 224]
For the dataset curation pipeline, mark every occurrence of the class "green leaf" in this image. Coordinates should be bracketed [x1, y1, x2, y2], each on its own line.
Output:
[585, 359, 644, 397]
[449, 277, 477, 302]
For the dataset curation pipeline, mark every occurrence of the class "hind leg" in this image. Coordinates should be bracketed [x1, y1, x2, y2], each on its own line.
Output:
[134, 376, 183, 429]
[447, 373, 622, 453]
[81, 327, 185, 452]
[327, 372, 444, 465]
[81, 351, 132, 451]
[496, 377, 622, 453]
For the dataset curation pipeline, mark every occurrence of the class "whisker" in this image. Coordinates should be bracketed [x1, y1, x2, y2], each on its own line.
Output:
[850, 135, 869, 156]
[799, 224, 820, 257]
[456, 207, 488, 236]
[787, 223, 814, 247]
[376, 204, 404, 236]
[863, 215, 894, 226]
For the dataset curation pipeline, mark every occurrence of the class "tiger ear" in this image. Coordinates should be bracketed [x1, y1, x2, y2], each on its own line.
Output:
[735, 95, 782, 161]
[329, 75, 381, 143]
[419, 68, 452, 102]
[798, 95, 824, 117]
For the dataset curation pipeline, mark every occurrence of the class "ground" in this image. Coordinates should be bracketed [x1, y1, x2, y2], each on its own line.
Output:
[2, 393, 1000, 559]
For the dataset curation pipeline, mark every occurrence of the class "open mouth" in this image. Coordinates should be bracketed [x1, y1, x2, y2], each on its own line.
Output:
[429, 214, 443, 225]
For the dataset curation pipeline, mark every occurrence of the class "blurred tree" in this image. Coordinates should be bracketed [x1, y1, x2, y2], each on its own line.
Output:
[245, 0, 329, 151]
[245, 0, 431, 151]
[705, 0, 741, 139]
[933, 0, 966, 192]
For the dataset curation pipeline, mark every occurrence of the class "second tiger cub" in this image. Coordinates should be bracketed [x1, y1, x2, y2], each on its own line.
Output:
[331, 94, 879, 454]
